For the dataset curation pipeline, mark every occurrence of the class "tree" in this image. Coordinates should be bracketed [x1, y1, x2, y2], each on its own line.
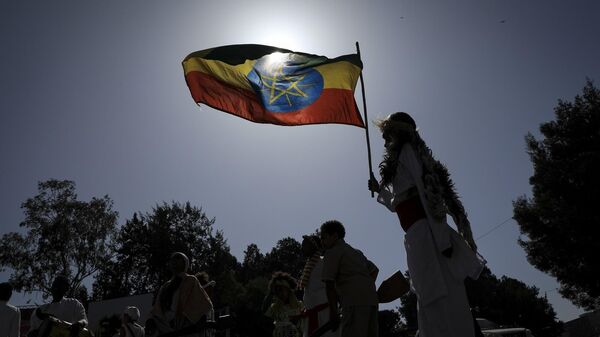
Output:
[240, 243, 266, 283]
[513, 79, 600, 310]
[92, 201, 238, 306]
[264, 237, 304, 279]
[227, 275, 273, 337]
[399, 268, 562, 337]
[466, 268, 562, 337]
[378, 309, 405, 337]
[398, 271, 418, 332]
[0, 179, 118, 298]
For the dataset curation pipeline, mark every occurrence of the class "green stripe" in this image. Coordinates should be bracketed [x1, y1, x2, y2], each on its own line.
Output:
[183, 44, 362, 69]
[184, 44, 291, 64]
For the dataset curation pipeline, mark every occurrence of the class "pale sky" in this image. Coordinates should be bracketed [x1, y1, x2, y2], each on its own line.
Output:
[1, 0, 599, 322]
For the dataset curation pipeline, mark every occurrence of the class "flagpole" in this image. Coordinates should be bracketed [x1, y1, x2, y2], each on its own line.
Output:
[356, 41, 375, 198]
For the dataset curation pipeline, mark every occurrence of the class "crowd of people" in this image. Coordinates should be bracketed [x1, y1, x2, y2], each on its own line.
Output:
[1, 112, 486, 337]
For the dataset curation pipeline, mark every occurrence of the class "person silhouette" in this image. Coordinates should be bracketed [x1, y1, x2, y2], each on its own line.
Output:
[368, 112, 485, 337]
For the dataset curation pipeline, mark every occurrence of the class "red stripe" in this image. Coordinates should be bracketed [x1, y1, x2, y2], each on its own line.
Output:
[185, 71, 365, 127]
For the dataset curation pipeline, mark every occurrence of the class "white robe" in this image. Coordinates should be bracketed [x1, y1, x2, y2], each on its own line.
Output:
[29, 297, 88, 331]
[302, 258, 339, 337]
[377, 144, 485, 337]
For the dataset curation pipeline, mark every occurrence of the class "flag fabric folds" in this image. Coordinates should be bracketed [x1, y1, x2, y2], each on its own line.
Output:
[182, 44, 365, 127]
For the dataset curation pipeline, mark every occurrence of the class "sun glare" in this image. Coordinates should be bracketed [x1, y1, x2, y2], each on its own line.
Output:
[263, 52, 288, 68]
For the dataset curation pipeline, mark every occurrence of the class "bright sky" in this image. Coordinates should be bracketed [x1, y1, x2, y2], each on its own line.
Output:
[1, 0, 599, 322]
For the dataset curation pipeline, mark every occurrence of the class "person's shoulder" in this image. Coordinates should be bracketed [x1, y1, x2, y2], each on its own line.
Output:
[63, 297, 81, 302]
[340, 240, 357, 251]
[324, 240, 345, 255]
[1, 302, 20, 312]
[63, 297, 85, 306]
[184, 273, 201, 284]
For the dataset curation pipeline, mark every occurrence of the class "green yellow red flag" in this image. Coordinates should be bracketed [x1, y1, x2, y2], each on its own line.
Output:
[182, 44, 364, 127]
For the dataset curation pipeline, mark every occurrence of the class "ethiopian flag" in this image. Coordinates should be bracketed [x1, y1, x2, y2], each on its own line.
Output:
[182, 44, 365, 127]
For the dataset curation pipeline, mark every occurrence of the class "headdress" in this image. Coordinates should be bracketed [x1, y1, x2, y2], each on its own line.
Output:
[376, 115, 417, 136]
[269, 271, 297, 292]
[269, 272, 301, 309]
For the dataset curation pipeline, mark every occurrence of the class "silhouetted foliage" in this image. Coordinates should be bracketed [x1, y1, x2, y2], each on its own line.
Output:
[466, 267, 562, 337]
[240, 243, 266, 283]
[92, 201, 238, 307]
[378, 309, 405, 337]
[399, 268, 562, 336]
[91, 203, 306, 336]
[229, 276, 273, 337]
[398, 271, 418, 331]
[264, 237, 304, 279]
[513, 79, 600, 310]
[0, 179, 118, 298]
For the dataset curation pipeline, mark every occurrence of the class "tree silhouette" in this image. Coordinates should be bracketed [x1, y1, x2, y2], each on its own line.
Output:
[92, 201, 238, 306]
[240, 243, 266, 283]
[399, 268, 562, 336]
[378, 309, 404, 337]
[264, 237, 304, 279]
[0, 179, 118, 298]
[514, 79, 600, 310]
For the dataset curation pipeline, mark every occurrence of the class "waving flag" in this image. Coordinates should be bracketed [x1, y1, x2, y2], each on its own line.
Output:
[182, 44, 364, 127]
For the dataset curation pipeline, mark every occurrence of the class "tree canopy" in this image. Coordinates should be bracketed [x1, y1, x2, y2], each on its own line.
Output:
[0, 179, 118, 298]
[92, 201, 238, 306]
[513, 80, 600, 310]
[399, 268, 562, 337]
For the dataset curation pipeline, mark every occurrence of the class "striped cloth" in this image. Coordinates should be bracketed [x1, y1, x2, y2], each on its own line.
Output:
[298, 253, 321, 290]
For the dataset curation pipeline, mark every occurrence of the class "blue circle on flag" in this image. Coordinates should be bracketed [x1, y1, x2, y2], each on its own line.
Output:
[246, 53, 324, 113]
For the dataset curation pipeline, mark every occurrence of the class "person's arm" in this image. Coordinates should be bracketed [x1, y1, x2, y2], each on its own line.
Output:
[10, 308, 20, 337]
[324, 281, 340, 331]
[28, 308, 42, 333]
[366, 259, 379, 281]
[74, 300, 88, 326]
[369, 174, 397, 212]
[368, 173, 381, 194]
[262, 292, 274, 314]
[321, 246, 342, 332]
[192, 277, 213, 317]
[178, 276, 213, 323]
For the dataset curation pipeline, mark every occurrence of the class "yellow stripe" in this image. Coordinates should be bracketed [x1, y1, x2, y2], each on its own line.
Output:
[183, 58, 255, 90]
[183, 58, 361, 91]
[315, 61, 362, 90]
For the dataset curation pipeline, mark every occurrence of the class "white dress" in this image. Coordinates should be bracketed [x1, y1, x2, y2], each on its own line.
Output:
[302, 258, 339, 337]
[377, 144, 484, 337]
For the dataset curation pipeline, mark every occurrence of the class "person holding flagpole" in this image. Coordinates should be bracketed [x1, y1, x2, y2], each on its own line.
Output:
[368, 112, 485, 337]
